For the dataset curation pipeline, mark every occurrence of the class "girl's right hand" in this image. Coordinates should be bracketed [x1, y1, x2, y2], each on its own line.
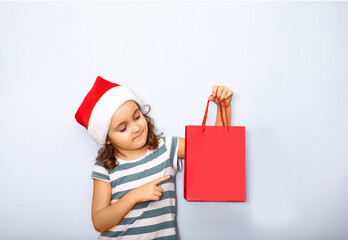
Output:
[129, 175, 171, 204]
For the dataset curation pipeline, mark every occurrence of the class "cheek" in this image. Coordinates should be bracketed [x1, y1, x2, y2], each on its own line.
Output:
[108, 132, 127, 145]
[141, 118, 148, 130]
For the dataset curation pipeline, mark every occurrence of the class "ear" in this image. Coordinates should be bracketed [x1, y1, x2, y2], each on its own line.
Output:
[105, 136, 111, 145]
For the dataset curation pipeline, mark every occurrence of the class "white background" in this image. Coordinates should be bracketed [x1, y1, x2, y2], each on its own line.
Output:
[1, 1, 347, 239]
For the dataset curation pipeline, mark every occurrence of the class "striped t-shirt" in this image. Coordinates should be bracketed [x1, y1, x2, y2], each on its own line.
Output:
[91, 136, 180, 240]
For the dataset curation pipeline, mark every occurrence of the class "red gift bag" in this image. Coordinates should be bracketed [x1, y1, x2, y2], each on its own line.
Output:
[184, 97, 245, 202]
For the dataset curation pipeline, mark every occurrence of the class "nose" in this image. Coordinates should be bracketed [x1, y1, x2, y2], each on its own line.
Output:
[132, 122, 141, 134]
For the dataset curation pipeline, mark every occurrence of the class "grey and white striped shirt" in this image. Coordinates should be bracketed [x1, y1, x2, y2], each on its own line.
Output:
[91, 136, 180, 240]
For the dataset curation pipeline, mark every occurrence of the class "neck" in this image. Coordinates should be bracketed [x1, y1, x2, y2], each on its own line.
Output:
[115, 145, 148, 161]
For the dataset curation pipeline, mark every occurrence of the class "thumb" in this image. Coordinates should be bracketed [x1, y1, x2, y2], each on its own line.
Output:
[152, 175, 171, 185]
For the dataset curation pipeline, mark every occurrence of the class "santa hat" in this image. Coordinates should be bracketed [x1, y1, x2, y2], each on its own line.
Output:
[75, 76, 143, 145]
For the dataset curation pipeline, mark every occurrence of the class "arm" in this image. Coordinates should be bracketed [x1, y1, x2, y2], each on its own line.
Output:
[91, 179, 136, 233]
[178, 137, 185, 159]
[215, 103, 231, 126]
[177, 86, 233, 160]
[92, 176, 170, 232]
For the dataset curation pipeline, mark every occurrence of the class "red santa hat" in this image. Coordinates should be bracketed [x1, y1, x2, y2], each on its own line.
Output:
[75, 76, 143, 145]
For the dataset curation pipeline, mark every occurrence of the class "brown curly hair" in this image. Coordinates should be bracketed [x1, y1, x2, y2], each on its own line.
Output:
[96, 103, 163, 169]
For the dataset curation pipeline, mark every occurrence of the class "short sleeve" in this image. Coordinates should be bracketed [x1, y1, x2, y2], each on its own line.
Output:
[91, 161, 110, 182]
[168, 136, 182, 173]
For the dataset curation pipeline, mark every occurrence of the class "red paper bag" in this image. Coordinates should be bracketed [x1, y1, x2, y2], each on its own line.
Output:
[184, 97, 245, 202]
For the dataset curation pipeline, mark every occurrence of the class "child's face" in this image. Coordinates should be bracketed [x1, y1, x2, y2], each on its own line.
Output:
[106, 101, 148, 152]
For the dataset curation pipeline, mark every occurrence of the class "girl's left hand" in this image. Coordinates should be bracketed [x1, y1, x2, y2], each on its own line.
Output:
[208, 85, 233, 107]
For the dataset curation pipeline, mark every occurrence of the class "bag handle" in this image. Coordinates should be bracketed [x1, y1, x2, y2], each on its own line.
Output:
[202, 95, 230, 131]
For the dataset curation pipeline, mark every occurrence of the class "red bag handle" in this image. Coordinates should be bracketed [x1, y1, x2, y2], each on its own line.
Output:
[202, 95, 229, 131]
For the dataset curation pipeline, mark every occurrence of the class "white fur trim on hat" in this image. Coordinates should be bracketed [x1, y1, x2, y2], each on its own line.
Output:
[87, 86, 143, 145]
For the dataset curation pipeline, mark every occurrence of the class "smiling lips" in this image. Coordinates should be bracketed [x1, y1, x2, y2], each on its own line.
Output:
[133, 131, 143, 140]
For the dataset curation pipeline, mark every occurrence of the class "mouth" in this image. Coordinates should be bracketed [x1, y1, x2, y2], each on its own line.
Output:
[133, 131, 143, 140]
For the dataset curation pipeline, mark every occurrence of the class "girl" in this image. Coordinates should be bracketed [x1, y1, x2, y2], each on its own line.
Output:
[75, 76, 233, 239]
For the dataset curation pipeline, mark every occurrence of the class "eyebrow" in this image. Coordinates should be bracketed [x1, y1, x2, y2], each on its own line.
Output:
[114, 108, 139, 130]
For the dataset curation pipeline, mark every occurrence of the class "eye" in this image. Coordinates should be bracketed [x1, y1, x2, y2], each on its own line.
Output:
[135, 115, 140, 120]
[120, 126, 126, 132]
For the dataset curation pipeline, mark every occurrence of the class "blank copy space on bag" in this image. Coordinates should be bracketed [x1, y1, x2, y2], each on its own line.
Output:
[185, 126, 245, 201]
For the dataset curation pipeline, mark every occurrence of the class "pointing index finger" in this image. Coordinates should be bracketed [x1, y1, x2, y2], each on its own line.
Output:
[153, 175, 171, 185]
